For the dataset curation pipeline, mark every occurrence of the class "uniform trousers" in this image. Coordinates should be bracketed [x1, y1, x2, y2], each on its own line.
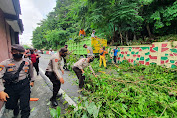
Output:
[45, 71, 61, 99]
[63, 57, 67, 69]
[4, 78, 30, 118]
[33, 62, 39, 74]
[99, 56, 107, 67]
[73, 66, 85, 88]
[114, 56, 117, 63]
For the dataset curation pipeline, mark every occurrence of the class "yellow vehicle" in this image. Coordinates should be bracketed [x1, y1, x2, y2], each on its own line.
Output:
[66, 37, 107, 55]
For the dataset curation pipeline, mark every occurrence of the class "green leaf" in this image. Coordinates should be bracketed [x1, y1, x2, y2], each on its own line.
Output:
[50, 108, 57, 118]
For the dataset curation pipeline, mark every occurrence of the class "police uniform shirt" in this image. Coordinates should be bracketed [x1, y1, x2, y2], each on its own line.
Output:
[73, 58, 95, 74]
[46, 52, 64, 79]
[87, 46, 93, 56]
[0, 58, 34, 91]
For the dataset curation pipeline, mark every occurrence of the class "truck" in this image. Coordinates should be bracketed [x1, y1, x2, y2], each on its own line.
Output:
[66, 37, 107, 56]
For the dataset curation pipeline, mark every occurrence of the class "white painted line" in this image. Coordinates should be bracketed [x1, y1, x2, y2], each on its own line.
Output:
[0, 105, 5, 118]
[39, 68, 77, 107]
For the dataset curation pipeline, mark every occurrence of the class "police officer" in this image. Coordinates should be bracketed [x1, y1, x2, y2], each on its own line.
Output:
[0, 44, 34, 118]
[83, 44, 94, 57]
[63, 45, 69, 70]
[45, 48, 67, 107]
[72, 56, 97, 89]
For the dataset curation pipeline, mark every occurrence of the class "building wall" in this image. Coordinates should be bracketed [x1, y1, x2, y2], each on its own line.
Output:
[109, 41, 177, 69]
[0, 8, 13, 110]
[0, 8, 12, 62]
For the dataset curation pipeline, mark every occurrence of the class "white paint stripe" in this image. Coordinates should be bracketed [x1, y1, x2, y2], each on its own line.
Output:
[0, 104, 5, 118]
[39, 68, 77, 107]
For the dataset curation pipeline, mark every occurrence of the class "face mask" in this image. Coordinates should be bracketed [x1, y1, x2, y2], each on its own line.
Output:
[89, 58, 94, 63]
[13, 54, 23, 59]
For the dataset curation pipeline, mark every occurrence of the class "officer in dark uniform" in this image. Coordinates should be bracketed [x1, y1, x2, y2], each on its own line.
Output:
[0, 44, 35, 118]
[63, 45, 69, 70]
[45, 48, 67, 107]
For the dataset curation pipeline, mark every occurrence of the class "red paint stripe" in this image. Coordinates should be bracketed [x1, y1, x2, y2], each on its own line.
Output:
[161, 61, 164, 64]
[150, 47, 156, 52]
[152, 44, 155, 47]
[46, 51, 49, 54]
[173, 53, 177, 56]
[145, 62, 150, 65]
[165, 60, 169, 63]
[139, 49, 142, 51]
[139, 61, 144, 64]
[161, 48, 169, 52]
[149, 55, 157, 59]
[128, 59, 131, 62]
[162, 44, 167, 47]
[170, 54, 173, 56]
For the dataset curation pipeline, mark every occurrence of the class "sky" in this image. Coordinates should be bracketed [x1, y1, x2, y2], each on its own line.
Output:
[19, 0, 56, 45]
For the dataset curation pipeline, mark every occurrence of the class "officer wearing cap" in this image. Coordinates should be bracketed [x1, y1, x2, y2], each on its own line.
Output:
[45, 48, 67, 107]
[0, 44, 34, 118]
[83, 44, 94, 57]
[72, 56, 97, 89]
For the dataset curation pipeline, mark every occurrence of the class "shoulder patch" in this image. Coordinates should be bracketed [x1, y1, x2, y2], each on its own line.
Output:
[8, 63, 15, 66]
[7, 68, 14, 72]
[55, 59, 58, 62]
[0, 65, 4, 68]
[0, 68, 3, 72]
[82, 59, 86, 62]
[24, 67, 29, 70]
[25, 62, 29, 65]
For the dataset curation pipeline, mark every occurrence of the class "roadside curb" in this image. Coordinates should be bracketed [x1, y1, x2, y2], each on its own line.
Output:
[39, 68, 77, 107]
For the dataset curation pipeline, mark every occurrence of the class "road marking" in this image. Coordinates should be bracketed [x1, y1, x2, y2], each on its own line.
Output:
[0, 105, 5, 118]
[39, 68, 77, 107]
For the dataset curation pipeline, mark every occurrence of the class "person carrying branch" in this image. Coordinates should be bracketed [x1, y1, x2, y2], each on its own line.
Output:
[72, 56, 97, 89]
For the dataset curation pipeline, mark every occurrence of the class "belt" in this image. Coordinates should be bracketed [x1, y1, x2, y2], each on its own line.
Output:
[7, 77, 29, 85]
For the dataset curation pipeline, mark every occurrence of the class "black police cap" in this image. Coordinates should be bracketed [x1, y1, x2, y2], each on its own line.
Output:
[60, 47, 68, 54]
[11, 44, 25, 52]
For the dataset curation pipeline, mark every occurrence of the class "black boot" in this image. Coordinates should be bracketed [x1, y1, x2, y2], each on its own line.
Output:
[56, 93, 62, 98]
[50, 97, 58, 107]
[13, 106, 19, 118]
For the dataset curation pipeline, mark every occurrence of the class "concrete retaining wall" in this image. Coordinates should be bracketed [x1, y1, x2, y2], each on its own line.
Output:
[109, 41, 177, 68]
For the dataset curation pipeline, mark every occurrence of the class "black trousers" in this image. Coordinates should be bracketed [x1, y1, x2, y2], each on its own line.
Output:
[63, 57, 67, 69]
[73, 66, 85, 88]
[4, 78, 30, 118]
[33, 62, 39, 73]
[114, 56, 117, 63]
[45, 71, 61, 99]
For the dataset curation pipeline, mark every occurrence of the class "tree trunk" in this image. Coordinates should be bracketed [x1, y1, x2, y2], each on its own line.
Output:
[126, 32, 129, 45]
[146, 24, 152, 38]
[119, 26, 123, 45]
[133, 34, 137, 41]
[111, 24, 116, 45]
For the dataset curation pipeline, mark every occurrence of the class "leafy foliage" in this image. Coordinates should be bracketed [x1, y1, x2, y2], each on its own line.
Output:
[32, 0, 177, 48]
[63, 58, 177, 117]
